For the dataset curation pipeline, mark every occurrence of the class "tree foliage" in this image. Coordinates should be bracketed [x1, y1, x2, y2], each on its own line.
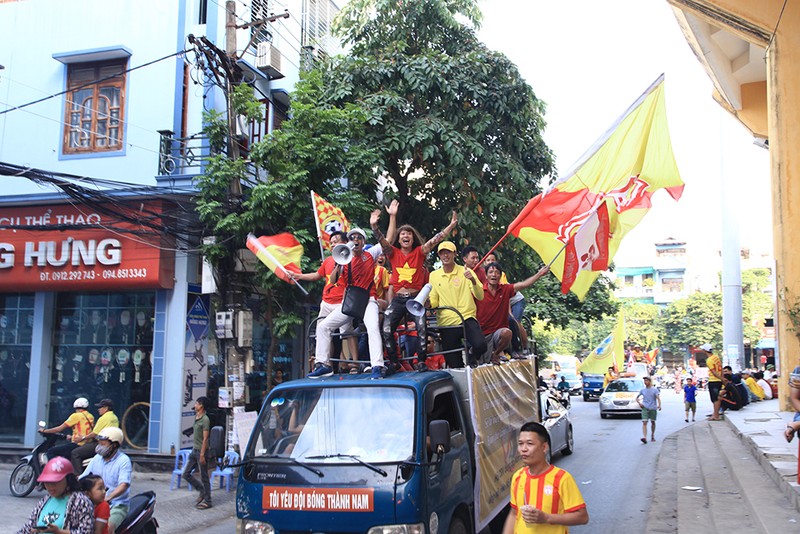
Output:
[661, 292, 723, 352]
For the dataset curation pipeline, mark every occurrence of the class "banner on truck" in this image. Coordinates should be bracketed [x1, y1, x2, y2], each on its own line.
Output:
[468, 360, 539, 532]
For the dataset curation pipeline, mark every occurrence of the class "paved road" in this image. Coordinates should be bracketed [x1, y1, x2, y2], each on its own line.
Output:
[554, 385, 710, 533]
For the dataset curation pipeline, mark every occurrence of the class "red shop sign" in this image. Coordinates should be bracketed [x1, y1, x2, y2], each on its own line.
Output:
[0, 200, 175, 291]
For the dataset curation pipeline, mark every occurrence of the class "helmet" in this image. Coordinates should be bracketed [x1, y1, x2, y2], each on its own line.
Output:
[73, 397, 89, 409]
[38, 457, 74, 482]
[97, 426, 124, 445]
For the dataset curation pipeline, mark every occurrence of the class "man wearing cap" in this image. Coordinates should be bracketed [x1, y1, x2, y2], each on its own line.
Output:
[41, 397, 95, 463]
[309, 228, 386, 379]
[71, 398, 120, 474]
[370, 201, 457, 371]
[428, 241, 486, 368]
[80, 426, 131, 533]
[703, 344, 723, 421]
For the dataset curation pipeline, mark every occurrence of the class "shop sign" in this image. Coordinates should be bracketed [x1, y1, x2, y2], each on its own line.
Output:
[0, 201, 175, 291]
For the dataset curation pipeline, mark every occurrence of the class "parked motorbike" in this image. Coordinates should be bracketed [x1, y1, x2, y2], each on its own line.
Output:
[116, 491, 159, 534]
[9, 423, 69, 497]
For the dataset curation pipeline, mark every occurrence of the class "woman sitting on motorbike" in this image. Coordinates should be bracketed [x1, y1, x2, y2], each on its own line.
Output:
[17, 456, 95, 534]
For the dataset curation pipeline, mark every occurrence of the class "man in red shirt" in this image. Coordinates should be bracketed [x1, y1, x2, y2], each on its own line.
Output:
[476, 262, 549, 364]
[371, 201, 457, 371]
[309, 229, 386, 379]
[294, 231, 358, 369]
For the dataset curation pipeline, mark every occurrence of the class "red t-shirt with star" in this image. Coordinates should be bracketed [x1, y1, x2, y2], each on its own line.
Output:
[388, 246, 427, 291]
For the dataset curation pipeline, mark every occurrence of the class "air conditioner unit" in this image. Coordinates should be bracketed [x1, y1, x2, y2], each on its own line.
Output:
[255, 41, 283, 79]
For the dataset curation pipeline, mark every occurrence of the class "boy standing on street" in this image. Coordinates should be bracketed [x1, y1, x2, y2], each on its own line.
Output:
[636, 376, 661, 443]
[502, 422, 588, 534]
[683, 378, 697, 422]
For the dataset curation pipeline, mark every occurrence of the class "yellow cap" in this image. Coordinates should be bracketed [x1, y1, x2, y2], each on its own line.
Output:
[437, 241, 456, 253]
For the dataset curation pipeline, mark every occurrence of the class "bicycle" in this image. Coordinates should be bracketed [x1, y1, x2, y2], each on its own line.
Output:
[122, 401, 150, 450]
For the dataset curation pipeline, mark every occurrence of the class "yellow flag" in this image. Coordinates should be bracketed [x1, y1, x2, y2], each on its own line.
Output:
[508, 75, 683, 300]
[578, 313, 626, 375]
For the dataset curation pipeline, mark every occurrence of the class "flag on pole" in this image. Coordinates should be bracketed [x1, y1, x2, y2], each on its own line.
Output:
[577, 313, 626, 375]
[246, 233, 304, 286]
[645, 348, 659, 364]
[311, 191, 350, 251]
[507, 75, 683, 300]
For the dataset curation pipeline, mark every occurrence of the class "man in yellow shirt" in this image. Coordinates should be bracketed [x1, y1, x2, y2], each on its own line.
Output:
[703, 344, 723, 421]
[71, 398, 120, 473]
[42, 397, 95, 463]
[741, 371, 765, 402]
[428, 241, 485, 368]
[502, 422, 589, 534]
[603, 366, 618, 389]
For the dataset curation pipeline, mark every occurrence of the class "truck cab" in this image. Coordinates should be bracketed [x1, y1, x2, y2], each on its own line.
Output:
[236, 362, 540, 534]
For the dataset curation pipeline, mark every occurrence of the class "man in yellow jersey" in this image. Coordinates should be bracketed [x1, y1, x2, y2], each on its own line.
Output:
[71, 398, 120, 473]
[503, 422, 588, 534]
[703, 343, 723, 421]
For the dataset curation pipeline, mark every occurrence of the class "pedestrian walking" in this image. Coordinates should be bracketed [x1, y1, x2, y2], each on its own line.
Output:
[683, 378, 697, 422]
[501, 422, 588, 534]
[183, 396, 213, 510]
[636, 376, 661, 443]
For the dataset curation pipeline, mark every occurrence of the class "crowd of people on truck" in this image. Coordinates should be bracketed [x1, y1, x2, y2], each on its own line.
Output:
[295, 200, 549, 380]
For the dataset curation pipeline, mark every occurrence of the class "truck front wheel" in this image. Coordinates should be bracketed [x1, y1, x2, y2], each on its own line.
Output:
[448, 515, 467, 534]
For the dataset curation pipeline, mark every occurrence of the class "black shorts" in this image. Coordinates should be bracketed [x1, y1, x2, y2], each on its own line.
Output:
[708, 381, 722, 402]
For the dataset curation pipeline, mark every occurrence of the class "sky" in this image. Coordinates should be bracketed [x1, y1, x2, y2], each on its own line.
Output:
[477, 0, 773, 287]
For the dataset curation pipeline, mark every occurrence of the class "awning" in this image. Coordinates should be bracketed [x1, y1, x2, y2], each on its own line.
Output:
[756, 338, 775, 350]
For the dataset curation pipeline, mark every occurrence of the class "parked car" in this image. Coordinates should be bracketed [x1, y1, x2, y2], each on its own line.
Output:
[539, 389, 574, 459]
[582, 373, 605, 401]
[599, 378, 646, 418]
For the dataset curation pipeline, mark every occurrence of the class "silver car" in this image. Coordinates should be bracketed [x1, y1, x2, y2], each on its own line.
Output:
[540, 390, 574, 459]
[599, 378, 646, 418]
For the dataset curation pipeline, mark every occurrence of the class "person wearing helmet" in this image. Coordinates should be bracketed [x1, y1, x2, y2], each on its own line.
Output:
[19, 456, 94, 533]
[79, 426, 131, 534]
[70, 398, 119, 475]
[41, 397, 95, 464]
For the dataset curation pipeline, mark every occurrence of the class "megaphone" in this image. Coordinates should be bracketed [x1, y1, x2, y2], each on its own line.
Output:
[406, 283, 433, 317]
[332, 242, 356, 265]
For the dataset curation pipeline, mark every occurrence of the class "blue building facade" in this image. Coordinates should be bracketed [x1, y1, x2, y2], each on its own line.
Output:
[0, 0, 339, 453]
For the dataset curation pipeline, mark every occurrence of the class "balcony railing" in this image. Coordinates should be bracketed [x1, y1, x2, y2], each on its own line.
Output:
[157, 130, 213, 176]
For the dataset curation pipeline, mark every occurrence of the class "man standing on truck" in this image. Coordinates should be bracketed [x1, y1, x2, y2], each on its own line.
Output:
[428, 241, 485, 368]
[502, 422, 588, 534]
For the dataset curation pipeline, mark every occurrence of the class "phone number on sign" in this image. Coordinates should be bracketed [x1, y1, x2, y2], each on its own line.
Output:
[40, 271, 98, 281]
[102, 268, 148, 279]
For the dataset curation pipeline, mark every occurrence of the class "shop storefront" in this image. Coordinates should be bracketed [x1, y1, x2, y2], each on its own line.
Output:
[0, 200, 176, 449]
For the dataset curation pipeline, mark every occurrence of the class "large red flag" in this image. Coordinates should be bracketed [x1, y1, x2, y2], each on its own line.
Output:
[561, 201, 610, 294]
[507, 75, 684, 300]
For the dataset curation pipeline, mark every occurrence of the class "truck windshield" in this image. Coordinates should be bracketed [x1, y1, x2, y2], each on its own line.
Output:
[250, 386, 415, 464]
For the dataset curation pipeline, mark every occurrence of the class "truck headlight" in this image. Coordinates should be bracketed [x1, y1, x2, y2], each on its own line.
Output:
[367, 523, 426, 534]
[237, 519, 275, 534]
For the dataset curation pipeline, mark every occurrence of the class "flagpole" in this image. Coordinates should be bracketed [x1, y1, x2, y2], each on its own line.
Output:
[310, 190, 325, 259]
[247, 233, 309, 296]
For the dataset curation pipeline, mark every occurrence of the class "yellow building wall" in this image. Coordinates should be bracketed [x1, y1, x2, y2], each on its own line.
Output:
[669, 0, 800, 410]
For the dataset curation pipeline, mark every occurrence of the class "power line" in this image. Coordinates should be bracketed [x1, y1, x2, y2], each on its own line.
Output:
[0, 50, 186, 117]
[765, 0, 789, 55]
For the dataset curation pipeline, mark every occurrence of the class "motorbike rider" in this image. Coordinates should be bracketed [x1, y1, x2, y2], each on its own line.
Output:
[41, 397, 95, 463]
[18, 456, 95, 534]
[70, 398, 119, 475]
[79, 427, 131, 534]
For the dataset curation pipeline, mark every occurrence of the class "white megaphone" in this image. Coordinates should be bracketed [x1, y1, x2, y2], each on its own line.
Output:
[332, 241, 356, 265]
[406, 283, 433, 317]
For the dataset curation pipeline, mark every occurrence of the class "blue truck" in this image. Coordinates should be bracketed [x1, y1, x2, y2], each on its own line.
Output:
[581, 373, 605, 401]
[235, 361, 556, 534]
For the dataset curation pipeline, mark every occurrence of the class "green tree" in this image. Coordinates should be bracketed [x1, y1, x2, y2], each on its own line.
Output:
[661, 292, 723, 352]
[621, 301, 664, 350]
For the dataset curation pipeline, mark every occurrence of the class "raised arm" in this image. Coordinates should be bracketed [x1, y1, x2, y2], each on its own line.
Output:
[385, 199, 399, 244]
[294, 271, 324, 282]
[421, 210, 458, 254]
[512, 265, 550, 292]
[370, 208, 394, 257]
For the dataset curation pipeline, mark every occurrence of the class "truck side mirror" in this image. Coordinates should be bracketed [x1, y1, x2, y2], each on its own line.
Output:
[429, 419, 451, 454]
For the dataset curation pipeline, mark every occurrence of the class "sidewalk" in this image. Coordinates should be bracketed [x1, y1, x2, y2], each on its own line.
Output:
[646, 398, 800, 533]
[0, 465, 236, 533]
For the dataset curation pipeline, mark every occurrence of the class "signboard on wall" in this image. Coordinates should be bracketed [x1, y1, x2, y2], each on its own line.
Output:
[0, 200, 175, 291]
[181, 287, 210, 448]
